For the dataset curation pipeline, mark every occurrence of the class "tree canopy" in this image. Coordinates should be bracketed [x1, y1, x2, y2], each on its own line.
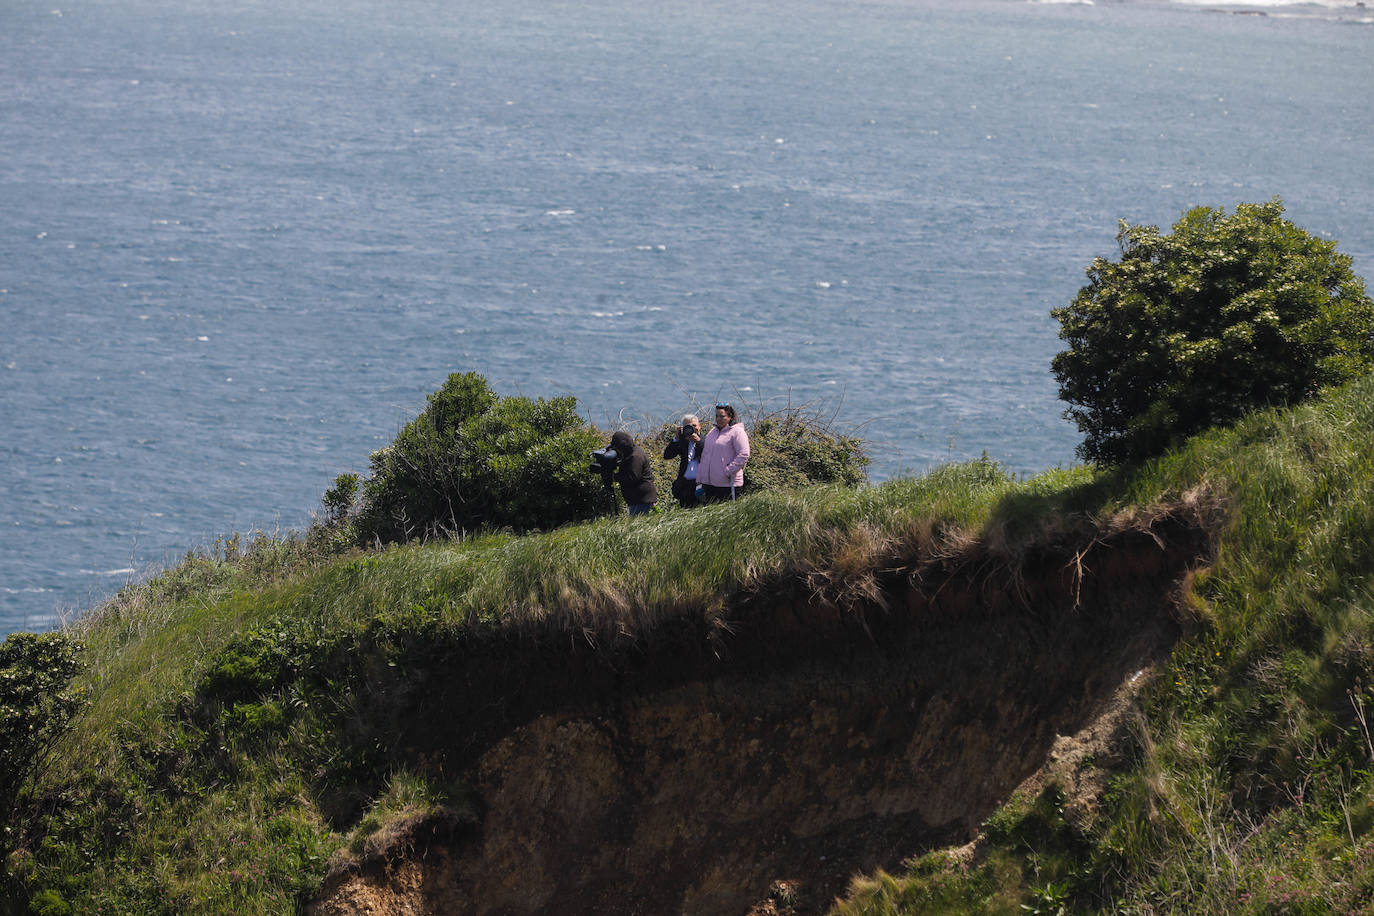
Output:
[348, 372, 606, 543]
[1052, 200, 1374, 464]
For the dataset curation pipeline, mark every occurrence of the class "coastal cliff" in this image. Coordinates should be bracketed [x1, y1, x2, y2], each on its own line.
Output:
[16, 376, 1374, 914]
[308, 513, 1206, 914]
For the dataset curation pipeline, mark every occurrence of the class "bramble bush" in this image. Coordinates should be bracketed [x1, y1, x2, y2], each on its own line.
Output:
[335, 372, 607, 543]
[645, 399, 868, 499]
[745, 404, 868, 490]
[1052, 199, 1374, 464]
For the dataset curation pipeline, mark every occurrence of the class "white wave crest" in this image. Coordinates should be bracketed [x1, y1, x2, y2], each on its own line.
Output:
[1172, 0, 1366, 6]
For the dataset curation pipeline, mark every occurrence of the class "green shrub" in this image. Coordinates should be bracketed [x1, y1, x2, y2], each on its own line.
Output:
[27, 888, 70, 916]
[0, 633, 87, 863]
[346, 372, 608, 543]
[321, 473, 358, 524]
[1052, 199, 1374, 464]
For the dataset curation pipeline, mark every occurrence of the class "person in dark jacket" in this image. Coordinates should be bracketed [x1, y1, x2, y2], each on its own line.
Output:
[662, 414, 703, 508]
[604, 431, 658, 516]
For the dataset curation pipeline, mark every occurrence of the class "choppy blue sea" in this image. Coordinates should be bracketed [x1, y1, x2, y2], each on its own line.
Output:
[2, 0, 1372, 634]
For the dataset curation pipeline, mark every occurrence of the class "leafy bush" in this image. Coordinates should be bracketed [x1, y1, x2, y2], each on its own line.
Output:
[344, 372, 607, 543]
[27, 888, 71, 916]
[321, 473, 358, 524]
[1052, 199, 1374, 464]
[0, 632, 87, 862]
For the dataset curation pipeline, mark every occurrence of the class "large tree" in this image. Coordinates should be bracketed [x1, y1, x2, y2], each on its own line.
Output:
[1052, 200, 1374, 464]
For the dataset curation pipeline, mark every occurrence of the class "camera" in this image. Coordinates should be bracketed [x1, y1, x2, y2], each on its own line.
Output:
[589, 447, 620, 474]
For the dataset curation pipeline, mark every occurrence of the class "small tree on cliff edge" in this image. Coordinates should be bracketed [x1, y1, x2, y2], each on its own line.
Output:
[346, 372, 606, 543]
[1052, 199, 1374, 465]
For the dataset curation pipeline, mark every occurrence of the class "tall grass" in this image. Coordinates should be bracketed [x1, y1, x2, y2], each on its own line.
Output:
[68, 459, 1041, 743]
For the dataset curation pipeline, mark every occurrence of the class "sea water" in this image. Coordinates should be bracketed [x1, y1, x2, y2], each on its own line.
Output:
[2, 0, 1372, 633]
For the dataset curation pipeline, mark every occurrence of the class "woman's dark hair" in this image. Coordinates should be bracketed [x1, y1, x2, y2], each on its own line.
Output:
[715, 403, 736, 422]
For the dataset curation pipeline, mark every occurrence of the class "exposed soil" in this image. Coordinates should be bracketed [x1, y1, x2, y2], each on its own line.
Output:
[309, 512, 1209, 915]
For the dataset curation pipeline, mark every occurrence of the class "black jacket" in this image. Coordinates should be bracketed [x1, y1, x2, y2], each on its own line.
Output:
[663, 433, 704, 481]
[608, 432, 657, 506]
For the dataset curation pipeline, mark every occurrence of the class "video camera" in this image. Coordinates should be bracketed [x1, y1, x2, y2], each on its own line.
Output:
[588, 447, 620, 475]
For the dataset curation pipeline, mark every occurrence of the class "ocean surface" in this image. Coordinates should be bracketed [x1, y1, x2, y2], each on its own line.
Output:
[2, 0, 1372, 634]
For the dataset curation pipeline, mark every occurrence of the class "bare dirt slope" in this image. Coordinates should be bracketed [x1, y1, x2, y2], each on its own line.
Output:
[311, 513, 1207, 915]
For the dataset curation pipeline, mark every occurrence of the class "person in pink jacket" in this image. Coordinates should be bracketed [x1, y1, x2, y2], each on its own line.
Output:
[697, 403, 750, 502]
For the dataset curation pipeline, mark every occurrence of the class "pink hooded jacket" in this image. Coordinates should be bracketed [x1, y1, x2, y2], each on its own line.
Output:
[698, 422, 751, 488]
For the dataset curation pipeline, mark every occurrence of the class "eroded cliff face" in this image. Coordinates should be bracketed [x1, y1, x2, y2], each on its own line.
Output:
[311, 517, 1207, 915]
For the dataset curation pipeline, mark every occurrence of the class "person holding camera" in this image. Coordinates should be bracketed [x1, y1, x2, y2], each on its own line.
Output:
[663, 414, 704, 508]
[697, 403, 750, 503]
[596, 430, 658, 516]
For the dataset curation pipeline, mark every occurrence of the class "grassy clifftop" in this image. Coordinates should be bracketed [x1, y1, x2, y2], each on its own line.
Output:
[10, 373, 1374, 914]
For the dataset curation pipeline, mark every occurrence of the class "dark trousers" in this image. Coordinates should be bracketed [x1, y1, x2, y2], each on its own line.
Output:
[700, 484, 738, 504]
[671, 477, 701, 508]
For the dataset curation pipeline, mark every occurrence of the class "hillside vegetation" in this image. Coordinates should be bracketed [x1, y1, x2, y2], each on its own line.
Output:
[837, 373, 1374, 915]
[1, 370, 1373, 913]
